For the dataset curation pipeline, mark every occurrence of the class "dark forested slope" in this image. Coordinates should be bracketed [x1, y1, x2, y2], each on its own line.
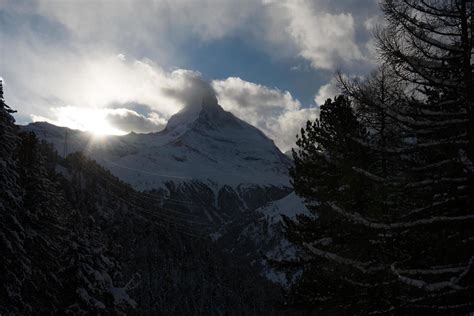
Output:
[0, 88, 284, 314]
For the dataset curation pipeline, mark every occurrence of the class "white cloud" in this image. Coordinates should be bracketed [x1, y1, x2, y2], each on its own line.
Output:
[213, 77, 318, 151]
[212, 77, 300, 123]
[105, 108, 167, 133]
[314, 77, 341, 106]
[116, 53, 126, 61]
[2, 14, 317, 149]
[363, 15, 386, 62]
[1, 0, 380, 150]
[364, 15, 384, 31]
[266, 107, 319, 151]
[2, 0, 379, 110]
[263, 0, 364, 69]
[27, 70, 317, 150]
[35, 0, 260, 56]
[28, 0, 374, 71]
[1, 31, 216, 124]
[31, 106, 167, 135]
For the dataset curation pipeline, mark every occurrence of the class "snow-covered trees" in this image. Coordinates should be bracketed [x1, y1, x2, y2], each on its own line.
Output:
[0, 80, 32, 313]
[16, 132, 66, 313]
[60, 153, 282, 315]
[0, 86, 65, 313]
[61, 213, 136, 315]
[1, 84, 281, 313]
[280, 0, 474, 314]
[0, 84, 135, 314]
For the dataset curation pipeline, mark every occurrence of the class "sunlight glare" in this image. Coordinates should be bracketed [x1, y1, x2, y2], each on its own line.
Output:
[50, 106, 127, 136]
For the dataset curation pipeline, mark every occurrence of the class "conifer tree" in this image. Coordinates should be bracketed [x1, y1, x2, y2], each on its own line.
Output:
[337, 67, 411, 220]
[60, 209, 136, 315]
[59, 153, 138, 314]
[0, 80, 136, 313]
[375, 0, 474, 311]
[0, 79, 32, 314]
[281, 1, 474, 313]
[281, 96, 383, 313]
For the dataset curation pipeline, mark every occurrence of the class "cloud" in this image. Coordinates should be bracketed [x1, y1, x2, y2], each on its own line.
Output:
[31, 106, 166, 135]
[28, 72, 317, 150]
[33, 0, 261, 60]
[263, 0, 365, 70]
[162, 69, 217, 108]
[0, 0, 247, 123]
[104, 109, 166, 133]
[4, 0, 380, 71]
[1, 31, 217, 124]
[266, 107, 319, 151]
[212, 77, 300, 121]
[364, 15, 384, 32]
[116, 53, 126, 61]
[1, 0, 381, 150]
[213, 77, 318, 151]
[363, 15, 386, 61]
[314, 77, 341, 106]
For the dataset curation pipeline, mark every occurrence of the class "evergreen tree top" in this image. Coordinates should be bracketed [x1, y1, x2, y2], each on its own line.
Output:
[0, 79, 4, 103]
[0, 79, 16, 114]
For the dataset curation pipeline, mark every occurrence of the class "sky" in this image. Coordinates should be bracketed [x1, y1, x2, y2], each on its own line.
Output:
[0, 0, 382, 151]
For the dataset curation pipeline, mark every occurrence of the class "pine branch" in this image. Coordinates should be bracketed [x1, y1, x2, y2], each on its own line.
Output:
[328, 202, 474, 230]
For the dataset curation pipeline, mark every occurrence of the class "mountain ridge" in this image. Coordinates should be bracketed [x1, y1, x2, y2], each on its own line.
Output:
[22, 99, 306, 285]
[23, 99, 292, 190]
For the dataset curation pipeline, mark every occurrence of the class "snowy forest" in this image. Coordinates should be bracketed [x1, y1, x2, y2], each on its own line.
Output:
[1, 0, 473, 315]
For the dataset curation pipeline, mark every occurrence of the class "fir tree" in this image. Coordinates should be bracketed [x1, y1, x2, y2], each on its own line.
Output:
[280, 96, 383, 313]
[0, 81, 136, 313]
[16, 132, 67, 313]
[0, 80, 32, 313]
[60, 209, 136, 315]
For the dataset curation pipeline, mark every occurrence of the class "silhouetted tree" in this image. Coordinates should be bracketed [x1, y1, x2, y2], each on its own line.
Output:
[280, 0, 474, 314]
[375, 0, 474, 312]
[280, 96, 390, 313]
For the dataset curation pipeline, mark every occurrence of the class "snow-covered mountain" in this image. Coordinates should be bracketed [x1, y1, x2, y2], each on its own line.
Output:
[24, 95, 291, 190]
[23, 97, 308, 284]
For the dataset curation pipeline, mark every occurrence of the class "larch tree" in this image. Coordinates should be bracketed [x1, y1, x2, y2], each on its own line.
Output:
[280, 0, 474, 313]
[375, 0, 474, 312]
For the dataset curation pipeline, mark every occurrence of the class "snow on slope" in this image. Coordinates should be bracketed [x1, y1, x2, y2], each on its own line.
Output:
[254, 192, 311, 263]
[23, 96, 292, 190]
[257, 191, 310, 224]
[245, 192, 311, 284]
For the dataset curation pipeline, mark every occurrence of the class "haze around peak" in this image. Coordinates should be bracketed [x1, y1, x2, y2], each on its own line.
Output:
[13, 57, 318, 151]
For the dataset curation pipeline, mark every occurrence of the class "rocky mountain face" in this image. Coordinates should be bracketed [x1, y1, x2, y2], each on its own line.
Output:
[23, 97, 308, 282]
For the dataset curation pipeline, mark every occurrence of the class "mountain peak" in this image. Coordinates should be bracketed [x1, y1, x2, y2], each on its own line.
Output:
[22, 96, 292, 189]
[164, 96, 241, 136]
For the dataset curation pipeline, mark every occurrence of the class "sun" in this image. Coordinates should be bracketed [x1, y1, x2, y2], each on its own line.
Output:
[86, 115, 125, 136]
[50, 106, 127, 136]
